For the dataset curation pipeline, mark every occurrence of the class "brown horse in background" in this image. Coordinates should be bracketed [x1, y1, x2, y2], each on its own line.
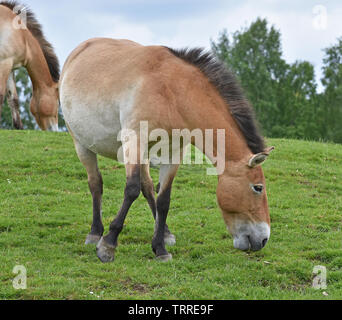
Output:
[0, 1, 59, 131]
[60, 38, 274, 263]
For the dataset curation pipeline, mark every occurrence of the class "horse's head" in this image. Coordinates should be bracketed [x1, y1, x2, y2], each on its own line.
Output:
[30, 83, 59, 132]
[217, 147, 274, 251]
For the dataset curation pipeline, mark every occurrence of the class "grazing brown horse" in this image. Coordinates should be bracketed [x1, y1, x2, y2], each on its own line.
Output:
[60, 38, 274, 263]
[0, 1, 59, 130]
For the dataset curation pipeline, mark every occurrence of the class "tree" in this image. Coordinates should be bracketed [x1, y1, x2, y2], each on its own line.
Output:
[212, 18, 288, 135]
[211, 18, 323, 142]
[274, 61, 319, 140]
[321, 37, 342, 143]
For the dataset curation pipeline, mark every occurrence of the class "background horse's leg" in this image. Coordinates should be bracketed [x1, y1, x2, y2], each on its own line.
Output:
[0, 86, 3, 125]
[152, 164, 180, 262]
[6, 72, 23, 130]
[74, 140, 104, 245]
[141, 164, 176, 246]
[0, 60, 13, 127]
[96, 163, 141, 263]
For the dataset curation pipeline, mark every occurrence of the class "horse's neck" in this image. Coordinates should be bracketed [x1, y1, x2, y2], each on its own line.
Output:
[24, 32, 55, 95]
[188, 94, 251, 166]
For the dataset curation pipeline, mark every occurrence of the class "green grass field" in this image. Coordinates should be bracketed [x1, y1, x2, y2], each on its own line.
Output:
[0, 130, 341, 300]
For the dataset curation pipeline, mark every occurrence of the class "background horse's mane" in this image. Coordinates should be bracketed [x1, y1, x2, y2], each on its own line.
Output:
[166, 47, 265, 154]
[0, 1, 60, 82]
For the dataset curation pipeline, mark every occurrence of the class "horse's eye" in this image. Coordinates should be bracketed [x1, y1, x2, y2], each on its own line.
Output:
[252, 184, 264, 194]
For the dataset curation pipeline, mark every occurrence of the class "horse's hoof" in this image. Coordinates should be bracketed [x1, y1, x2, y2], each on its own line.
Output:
[164, 233, 176, 246]
[156, 253, 173, 262]
[85, 234, 101, 245]
[96, 237, 115, 263]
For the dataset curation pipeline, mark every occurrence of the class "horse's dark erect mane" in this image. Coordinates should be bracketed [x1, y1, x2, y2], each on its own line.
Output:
[0, 1, 60, 82]
[166, 47, 265, 154]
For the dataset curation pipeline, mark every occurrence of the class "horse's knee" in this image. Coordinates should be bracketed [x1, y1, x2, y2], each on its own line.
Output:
[9, 99, 22, 130]
[6, 89, 12, 100]
[88, 172, 103, 195]
[10, 97, 20, 111]
[141, 180, 154, 199]
[125, 180, 141, 201]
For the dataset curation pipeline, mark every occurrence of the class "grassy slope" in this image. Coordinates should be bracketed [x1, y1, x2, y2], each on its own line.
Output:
[0, 130, 341, 300]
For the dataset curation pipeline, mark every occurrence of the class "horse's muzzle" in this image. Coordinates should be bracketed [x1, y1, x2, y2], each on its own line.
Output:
[231, 222, 270, 252]
[47, 123, 59, 132]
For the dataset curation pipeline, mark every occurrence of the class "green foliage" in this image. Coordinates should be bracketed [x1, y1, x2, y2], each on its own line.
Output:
[212, 18, 342, 144]
[321, 37, 342, 142]
[0, 131, 342, 299]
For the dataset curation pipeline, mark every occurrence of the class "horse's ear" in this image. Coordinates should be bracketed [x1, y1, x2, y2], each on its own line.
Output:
[248, 147, 275, 168]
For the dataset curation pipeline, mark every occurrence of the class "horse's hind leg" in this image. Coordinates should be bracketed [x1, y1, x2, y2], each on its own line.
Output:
[73, 140, 104, 245]
[6, 72, 23, 130]
[152, 164, 180, 262]
[141, 164, 176, 246]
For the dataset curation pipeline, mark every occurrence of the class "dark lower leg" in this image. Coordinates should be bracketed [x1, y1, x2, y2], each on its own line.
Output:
[89, 172, 104, 237]
[142, 177, 173, 238]
[152, 186, 172, 257]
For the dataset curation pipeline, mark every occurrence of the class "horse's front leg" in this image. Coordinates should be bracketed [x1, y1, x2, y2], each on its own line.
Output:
[96, 164, 141, 263]
[6, 72, 23, 130]
[141, 164, 176, 246]
[152, 164, 179, 262]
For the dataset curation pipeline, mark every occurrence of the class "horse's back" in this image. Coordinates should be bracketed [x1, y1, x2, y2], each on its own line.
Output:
[59, 38, 195, 159]
[61, 38, 140, 73]
[60, 38, 176, 84]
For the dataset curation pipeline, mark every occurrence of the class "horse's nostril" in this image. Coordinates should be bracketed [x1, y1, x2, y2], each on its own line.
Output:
[262, 238, 268, 248]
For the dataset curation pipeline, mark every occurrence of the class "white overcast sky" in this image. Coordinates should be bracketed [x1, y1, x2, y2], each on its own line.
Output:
[26, 0, 342, 92]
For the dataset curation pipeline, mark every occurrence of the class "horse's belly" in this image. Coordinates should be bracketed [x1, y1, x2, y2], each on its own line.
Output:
[62, 99, 122, 160]
[60, 65, 143, 160]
